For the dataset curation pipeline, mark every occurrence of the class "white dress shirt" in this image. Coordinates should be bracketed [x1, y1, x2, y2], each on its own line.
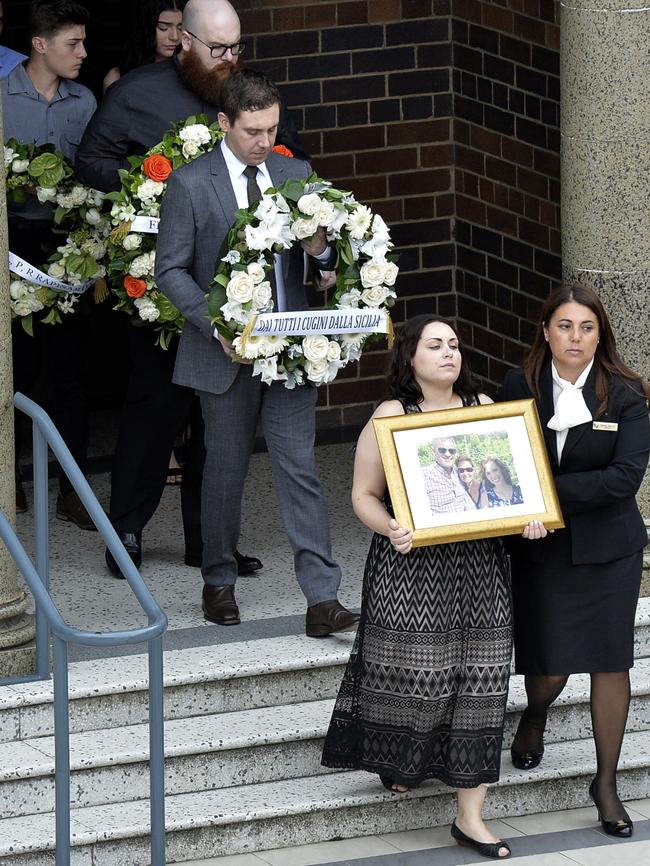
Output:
[549, 358, 594, 460]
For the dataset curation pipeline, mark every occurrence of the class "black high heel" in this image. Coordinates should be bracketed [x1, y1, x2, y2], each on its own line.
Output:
[510, 708, 546, 770]
[450, 821, 511, 859]
[588, 780, 633, 837]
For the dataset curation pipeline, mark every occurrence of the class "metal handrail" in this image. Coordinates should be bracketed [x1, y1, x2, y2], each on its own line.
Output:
[0, 393, 168, 866]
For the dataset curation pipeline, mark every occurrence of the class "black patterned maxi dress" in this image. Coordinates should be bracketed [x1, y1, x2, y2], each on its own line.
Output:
[321, 405, 513, 789]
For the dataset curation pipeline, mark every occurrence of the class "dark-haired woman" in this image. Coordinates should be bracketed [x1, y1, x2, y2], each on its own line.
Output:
[501, 284, 649, 838]
[480, 457, 523, 508]
[322, 316, 547, 860]
[457, 455, 483, 507]
[103, 0, 184, 93]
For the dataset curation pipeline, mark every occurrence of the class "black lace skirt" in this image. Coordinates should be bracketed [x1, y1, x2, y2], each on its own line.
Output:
[322, 533, 512, 789]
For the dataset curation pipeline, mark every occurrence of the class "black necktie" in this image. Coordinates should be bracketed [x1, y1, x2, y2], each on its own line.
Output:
[243, 165, 278, 307]
[243, 164, 261, 207]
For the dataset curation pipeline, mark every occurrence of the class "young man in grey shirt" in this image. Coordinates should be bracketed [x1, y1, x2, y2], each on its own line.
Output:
[2, 0, 96, 528]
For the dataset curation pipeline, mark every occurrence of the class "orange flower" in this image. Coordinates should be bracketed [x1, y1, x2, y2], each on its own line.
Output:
[272, 144, 294, 158]
[143, 154, 172, 182]
[124, 275, 147, 298]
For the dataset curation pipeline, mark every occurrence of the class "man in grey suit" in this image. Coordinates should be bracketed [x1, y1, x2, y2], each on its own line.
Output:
[155, 69, 359, 637]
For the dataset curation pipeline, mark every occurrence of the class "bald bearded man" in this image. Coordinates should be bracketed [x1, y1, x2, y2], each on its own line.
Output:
[76, 0, 304, 577]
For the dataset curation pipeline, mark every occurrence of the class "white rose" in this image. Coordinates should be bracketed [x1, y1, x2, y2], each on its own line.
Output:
[11, 158, 30, 173]
[360, 285, 389, 307]
[291, 215, 319, 240]
[316, 199, 336, 227]
[36, 187, 58, 203]
[345, 205, 372, 240]
[56, 192, 74, 209]
[326, 340, 341, 362]
[252, 281, 273, 309]
[9, 280, 29, 300]
[4, 147, 16, 168]
[48, 262, 66, 280]
[383, 261, 399, 286]
[226, 270, 255, 303]
[359, 259, 386, 288]
[181, 140, 200, 159]
[247, 262, 266, 284]
[122, 233, 143, 251]
[85, 207, 102, 226]
[297, 193, 322, 217]
[304, 357, 330, 384]
[302, 334, 330, 362]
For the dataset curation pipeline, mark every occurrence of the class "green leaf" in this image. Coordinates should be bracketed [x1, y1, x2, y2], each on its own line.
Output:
[21, 314, 34, 337]
[39, 165, 65, 188]
[28, 152, 61, 179]
[279, 179, 306, 203]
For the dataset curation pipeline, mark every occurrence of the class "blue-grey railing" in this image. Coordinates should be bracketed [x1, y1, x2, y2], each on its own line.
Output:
[0, 393, 168, 866]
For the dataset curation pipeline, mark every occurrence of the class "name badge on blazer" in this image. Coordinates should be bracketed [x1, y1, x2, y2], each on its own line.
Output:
[593, 421, 618, 431]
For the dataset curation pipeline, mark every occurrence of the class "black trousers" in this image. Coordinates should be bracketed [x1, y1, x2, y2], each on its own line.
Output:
[10, 218, 88, 495]
[108, 325, 204, 555]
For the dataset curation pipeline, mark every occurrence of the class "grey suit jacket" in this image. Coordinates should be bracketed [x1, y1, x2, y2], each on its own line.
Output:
[155, 147, 332, 395]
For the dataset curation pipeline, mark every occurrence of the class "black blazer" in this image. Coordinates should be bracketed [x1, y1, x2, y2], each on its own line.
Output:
[500, 364, 649, 566]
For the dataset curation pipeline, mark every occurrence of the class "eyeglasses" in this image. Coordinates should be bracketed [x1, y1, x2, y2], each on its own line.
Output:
[437, 447, 456, 455]
[185, 30, 247, 58]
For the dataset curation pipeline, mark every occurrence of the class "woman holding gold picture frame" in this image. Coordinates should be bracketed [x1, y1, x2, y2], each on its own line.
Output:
[501, 284, 650, 839]
[322, 315, 547, 860]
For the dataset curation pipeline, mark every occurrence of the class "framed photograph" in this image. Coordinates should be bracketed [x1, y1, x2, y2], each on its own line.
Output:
[372, 398, 564, 547]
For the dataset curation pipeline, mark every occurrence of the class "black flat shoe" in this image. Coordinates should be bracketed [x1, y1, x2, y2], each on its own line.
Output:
[510, 708, 546, 770]
[105, 531, 142, 579]
[588, 780, 633, 837]
[450, 822, 511, 859]
[379, 773, 410, 793]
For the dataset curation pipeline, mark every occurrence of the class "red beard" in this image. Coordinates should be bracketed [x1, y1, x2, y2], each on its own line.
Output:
[178, 47, 241, 106]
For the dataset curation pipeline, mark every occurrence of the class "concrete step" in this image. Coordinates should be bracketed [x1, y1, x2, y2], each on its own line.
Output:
[2, 597, 649, 747]
[1, 729, 649, 866]
[0, 633, 355, 743]
[3, 657, 650, 821]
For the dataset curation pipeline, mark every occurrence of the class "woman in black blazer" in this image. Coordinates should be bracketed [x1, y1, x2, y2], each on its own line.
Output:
[500, 283, 649, 838]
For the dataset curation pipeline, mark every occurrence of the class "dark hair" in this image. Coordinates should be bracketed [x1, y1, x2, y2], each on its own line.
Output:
[388, 315, 480, 407]
[121, 0, 185, 74]
[456, 454, 474, 469]
[523, 283, 650, 416]
[480, 456, 513, 488]
[28, 0, 89, 39]
[221, 68, 281, 124]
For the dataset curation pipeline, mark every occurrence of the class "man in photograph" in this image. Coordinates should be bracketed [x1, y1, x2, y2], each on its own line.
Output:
[422, 437, 475, 514]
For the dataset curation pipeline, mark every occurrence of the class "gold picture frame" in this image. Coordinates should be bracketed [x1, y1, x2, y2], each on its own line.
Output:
[372, 398, 564, 547]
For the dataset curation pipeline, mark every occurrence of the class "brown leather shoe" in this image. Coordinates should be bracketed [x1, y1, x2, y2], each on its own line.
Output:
[56, 491, 97, 531]
[305, 599, 360, 638]
[202, 584, 240, 626]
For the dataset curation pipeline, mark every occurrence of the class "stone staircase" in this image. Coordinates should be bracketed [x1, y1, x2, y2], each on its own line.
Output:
[1, 599, 650, 865]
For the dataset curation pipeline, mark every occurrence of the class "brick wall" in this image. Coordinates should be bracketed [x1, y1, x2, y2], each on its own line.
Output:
[452, 0, 561, 390]
[237, 0, 456, 429]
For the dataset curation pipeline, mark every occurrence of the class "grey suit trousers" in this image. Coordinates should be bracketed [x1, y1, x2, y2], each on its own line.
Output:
[198, 367, 342, 606]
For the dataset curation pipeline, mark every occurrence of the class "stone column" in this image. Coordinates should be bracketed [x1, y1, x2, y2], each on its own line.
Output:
[0, 99, 36, 678]
[561, 0, 650, 522]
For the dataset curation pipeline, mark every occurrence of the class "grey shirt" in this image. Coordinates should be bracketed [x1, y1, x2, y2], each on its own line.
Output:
[2, 62, 96, 219]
